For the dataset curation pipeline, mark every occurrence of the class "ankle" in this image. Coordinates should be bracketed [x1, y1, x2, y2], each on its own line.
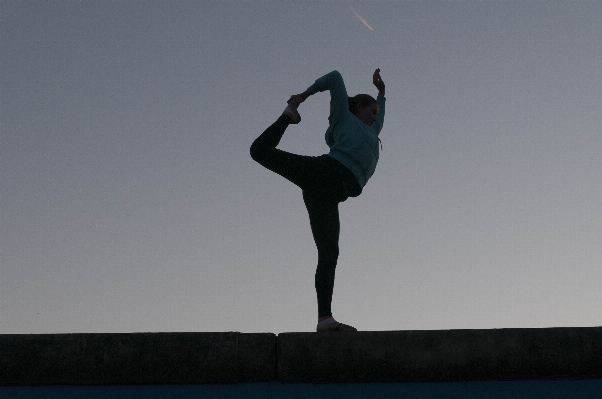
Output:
[282, 105, 301, 124]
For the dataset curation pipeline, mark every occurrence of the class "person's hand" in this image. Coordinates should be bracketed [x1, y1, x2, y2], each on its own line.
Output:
[287, 92, 309, 105]
[373, 68, 385, 96]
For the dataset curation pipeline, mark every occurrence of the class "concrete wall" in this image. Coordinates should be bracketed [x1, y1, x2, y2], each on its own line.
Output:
[2, 327, 602, 386]
[278, 327, 602, 383]
[0, 332, 275, 385]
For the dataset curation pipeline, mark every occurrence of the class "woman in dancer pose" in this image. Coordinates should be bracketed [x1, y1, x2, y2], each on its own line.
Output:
[250, 69, 386, 332]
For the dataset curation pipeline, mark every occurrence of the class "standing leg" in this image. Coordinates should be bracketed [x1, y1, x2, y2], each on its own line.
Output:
[303, 192, 340, 318]
[304, 189, 358, 332]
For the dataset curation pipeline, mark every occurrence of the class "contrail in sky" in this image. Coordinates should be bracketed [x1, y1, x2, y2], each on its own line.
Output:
[350, 6, 374, 31]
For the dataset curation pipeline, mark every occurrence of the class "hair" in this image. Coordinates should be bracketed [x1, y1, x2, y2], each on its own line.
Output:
[348, 94, 377, 115]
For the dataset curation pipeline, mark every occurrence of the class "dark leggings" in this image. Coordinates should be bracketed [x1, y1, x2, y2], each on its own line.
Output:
[250, 115, 359, 317]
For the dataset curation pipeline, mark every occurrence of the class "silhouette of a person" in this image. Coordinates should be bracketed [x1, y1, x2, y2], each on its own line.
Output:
[250, 69, 386, 332]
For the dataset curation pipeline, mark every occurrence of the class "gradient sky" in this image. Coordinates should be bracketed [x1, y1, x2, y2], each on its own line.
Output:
[2, 1, 601, 334]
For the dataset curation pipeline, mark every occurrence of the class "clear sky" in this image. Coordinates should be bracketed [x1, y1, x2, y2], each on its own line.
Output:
[2, 0, 601, 334]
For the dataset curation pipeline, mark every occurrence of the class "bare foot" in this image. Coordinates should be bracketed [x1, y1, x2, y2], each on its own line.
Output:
[283, 103, 301, 124]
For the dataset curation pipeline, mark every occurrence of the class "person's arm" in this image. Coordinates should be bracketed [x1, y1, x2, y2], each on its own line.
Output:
[287, 91, 310, 105]
[373, 96, 386, 135]
[373, 68, 385, 97]
[288, 70, 349, 127]
[373, 69, 386, 134]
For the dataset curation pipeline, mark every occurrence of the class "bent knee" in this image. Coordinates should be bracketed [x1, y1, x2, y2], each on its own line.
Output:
[250, 141, 262, 162]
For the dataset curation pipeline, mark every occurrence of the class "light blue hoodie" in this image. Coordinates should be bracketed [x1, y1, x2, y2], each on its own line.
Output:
[305, 70, 386, 190]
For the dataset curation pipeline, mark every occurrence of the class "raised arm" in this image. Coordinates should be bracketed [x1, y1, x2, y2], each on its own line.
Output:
[373, 68, 385, 97]
[372, 68, 386, 134]
[288, 70, 349, 127]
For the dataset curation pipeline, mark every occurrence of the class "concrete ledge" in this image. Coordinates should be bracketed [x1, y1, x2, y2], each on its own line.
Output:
[2, 327, 601, 385]
[0, 332, 276, 385]
[278, 327, 602, 383]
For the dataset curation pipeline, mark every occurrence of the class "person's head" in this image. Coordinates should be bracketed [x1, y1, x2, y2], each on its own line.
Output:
[349, 94, 379, 126]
